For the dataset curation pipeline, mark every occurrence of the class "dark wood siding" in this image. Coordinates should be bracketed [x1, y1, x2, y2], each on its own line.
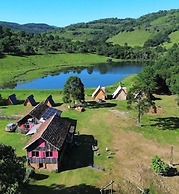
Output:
[28, 157, 58, 164]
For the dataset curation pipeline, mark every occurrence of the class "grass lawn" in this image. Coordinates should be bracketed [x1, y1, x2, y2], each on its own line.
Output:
[107, 30, 151, 47]
[163, 31, 179, 48]
[0, 88, 179, 194]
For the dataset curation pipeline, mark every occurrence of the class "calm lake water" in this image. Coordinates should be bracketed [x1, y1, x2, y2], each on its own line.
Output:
[15, 62, 145, 89]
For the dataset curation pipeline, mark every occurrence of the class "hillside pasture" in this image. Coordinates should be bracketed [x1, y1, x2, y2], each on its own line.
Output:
[107, 30, 151, 47]
[163, 31, 179, 48]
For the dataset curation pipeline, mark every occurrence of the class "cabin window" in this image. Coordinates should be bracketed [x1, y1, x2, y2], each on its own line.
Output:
[46, 151, 53, 157]
[32, 151, 39, 157]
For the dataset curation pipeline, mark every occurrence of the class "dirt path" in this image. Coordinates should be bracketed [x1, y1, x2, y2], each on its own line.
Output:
[108, 110, 179, 194]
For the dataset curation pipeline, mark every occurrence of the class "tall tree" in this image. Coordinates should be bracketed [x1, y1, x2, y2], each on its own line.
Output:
[0, 144, 26, 194]
[127, 66, 156, 126]
[127, 87, 154, 126]
[63, 76, 85, 105]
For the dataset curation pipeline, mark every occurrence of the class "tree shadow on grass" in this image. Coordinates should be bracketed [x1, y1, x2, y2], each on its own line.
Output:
[26, 184, 100, 194]
[60, 134, 96, 172]
[150, 117, 179, 130]
[32, 173, 49, 181]
[84, 100, 117, 109]
[53, 102, 63, 107]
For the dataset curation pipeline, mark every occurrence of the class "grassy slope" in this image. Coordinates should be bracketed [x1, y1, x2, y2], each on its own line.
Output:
[107, 30, 151, 47]
[0, 53, 108, 86]
[163, 31, 179, 48]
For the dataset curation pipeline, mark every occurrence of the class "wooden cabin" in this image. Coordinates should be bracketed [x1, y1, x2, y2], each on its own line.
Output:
[92, 85, 106, 101]
[17, 102, 62, 133]
[7, 94, 18, 105]
[45, 95, 55, 107]
[112, 86, 127, 100]
[24, 114, 75, 171]
[24, 95, 37, 106]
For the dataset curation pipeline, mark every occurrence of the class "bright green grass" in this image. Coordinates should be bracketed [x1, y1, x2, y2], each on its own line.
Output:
[0, 89, 178, 193]
[0, 53, 108, 87]
[150, 15, 169, 25]
[128, 94, 179, 144]
[107, 30, 151, 47]
[163, 31, 179, 48]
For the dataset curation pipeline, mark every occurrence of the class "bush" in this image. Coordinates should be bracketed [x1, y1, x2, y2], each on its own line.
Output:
[151, 156, 169, 174]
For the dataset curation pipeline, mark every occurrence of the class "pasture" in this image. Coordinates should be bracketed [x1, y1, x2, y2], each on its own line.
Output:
[107, 30, 151, 47]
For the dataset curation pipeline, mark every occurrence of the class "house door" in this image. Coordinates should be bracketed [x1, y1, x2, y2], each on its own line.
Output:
[39, 163, 43, 168]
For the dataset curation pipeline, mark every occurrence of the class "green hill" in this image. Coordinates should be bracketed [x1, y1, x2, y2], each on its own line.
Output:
[107, 30, 151, 47]
[1, 9, 179, 53]
[0, 21, 56, 33]
[107, 9, 179, 47]
[163, 31, 179, 48]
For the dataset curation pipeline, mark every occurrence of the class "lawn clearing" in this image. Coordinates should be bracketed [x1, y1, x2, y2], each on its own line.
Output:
[107, 30, 151, 47]
[0, 89, 179, 194]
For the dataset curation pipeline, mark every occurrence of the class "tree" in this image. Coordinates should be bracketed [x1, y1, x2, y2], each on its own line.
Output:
[151, 156, 169, 175]
[63, 76, 85, 105]
[127, 67, 156, 126]
[0, 144, 26, 194]
[127, 87, 153, 126]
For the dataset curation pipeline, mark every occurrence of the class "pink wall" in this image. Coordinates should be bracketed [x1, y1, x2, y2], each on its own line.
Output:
[39, 151, 44, 158]
[53, 151, 58, 158]
[28, 152, 32, 157]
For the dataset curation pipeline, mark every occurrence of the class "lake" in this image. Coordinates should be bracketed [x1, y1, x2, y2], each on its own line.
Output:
[15, 62, 145, 89]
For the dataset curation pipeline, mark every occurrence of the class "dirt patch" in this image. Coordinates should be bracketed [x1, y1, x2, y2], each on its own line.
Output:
[148, 105, 164, 114]
[107, 109, 179, 194]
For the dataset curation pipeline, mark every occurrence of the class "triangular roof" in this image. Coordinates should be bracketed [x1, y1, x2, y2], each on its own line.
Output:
[17, 102, 62, 125]
[24, 114, 71, 150]
[24, 94, 37, 106]
[112, 86, 127, 98]
[92, 85, 106, 97]
[8, 94, 18, 105]
[92, 85, 101, 97]
[45, 95, 55, 106]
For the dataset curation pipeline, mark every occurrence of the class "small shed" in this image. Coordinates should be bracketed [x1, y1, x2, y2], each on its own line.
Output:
[24, 95, 37, 106]
[7, 94, 18, 105]
[45, 95, 55, 107]
[112, 86, 127, 100]
[92, 85, 106, 101]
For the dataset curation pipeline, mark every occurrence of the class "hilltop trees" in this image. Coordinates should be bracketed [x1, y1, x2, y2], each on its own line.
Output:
[63, 76, 85, 106]
[0, 144, 26, 194]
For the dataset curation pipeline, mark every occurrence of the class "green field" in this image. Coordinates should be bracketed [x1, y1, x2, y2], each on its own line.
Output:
[0, 53, 109, 88]
[0, 85, 178, 194]
[163, 31, 179, 48]
[107, 30, 151, 47]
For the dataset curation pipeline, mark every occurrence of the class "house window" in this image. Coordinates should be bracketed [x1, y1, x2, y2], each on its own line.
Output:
[46, 151, 53, 157]
[32, 151, 39, 157]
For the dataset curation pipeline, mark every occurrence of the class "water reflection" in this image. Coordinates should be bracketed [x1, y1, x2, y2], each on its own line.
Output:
[13, 61, 146, 89]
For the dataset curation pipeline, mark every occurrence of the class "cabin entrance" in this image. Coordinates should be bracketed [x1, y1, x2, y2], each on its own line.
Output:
[39, 163, 43, 168]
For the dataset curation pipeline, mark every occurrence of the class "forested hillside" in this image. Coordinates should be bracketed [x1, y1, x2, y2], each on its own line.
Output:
[0, 9, 179, 61]
[0, 21, 56, 33]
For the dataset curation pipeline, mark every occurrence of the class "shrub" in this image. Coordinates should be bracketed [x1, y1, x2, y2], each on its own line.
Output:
[151, 156, 169, 174]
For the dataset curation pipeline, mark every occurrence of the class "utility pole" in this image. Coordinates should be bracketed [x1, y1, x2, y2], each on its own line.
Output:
[170, 146, 174, 166]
